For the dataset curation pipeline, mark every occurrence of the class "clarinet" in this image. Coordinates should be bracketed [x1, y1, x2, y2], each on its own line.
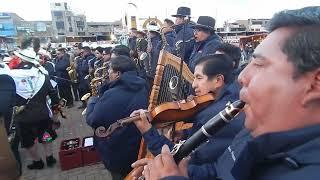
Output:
[171, 100, 245, 163]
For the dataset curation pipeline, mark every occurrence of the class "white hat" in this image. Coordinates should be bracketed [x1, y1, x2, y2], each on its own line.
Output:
[147, 24, 160, 32]
[3, 56, 12, 63]
[14, 48, 40, 66]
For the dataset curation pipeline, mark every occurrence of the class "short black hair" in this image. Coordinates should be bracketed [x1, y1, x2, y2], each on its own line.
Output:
[109, 55, 137, 73]
[83, 46, 91, 52]
[20, 37, 40, 53]
[164, 18, 174, 26]
[268, 6, 320, 78]
[216, 43, 241, 69]
[195, 54, 234, 84]
[95, 46, 103, 54]
[111, 45, 130, 57]
[103, 47, 112, 55]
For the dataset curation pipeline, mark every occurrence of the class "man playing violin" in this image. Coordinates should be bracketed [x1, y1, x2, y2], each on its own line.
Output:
[86, 55, 148, 180]
[139, 6, 320, 180]
[130, 53, 244, 174]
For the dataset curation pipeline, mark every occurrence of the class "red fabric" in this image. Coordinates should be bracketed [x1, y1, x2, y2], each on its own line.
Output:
[8, 56, 22, 69]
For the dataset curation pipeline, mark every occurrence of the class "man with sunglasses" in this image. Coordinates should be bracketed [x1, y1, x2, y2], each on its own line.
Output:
[188, 16, 222, 72]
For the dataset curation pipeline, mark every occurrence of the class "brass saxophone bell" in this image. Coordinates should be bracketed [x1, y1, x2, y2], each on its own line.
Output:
[81, 93, 91, 101]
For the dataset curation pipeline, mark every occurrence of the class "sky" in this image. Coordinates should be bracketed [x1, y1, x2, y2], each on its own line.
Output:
[1, 0, 320, 27]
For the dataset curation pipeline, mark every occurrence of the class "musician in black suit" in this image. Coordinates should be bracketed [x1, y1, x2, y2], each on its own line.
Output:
[188, 16, 223, 72]
[86, 56, 148, 179]
[55, 48, 74, 107]
[170, 7, 195, 64]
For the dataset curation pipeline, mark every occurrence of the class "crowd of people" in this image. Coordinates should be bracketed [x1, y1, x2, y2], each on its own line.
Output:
[0, 5, 319, 180]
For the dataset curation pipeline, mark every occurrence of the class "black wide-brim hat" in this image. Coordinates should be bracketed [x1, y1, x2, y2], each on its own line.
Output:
[193, 16, 216, 32]
[172, 7, 191, 17]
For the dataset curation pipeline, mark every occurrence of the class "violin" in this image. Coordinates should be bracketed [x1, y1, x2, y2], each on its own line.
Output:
[95, 93, 215, 138]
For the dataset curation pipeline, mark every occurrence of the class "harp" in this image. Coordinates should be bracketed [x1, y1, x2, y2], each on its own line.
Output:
[124, 50, 195, 180]
[138, 50, 194, 159]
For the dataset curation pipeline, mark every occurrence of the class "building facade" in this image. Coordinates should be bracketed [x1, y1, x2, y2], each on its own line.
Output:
[50, 2, 87, 42]
[216, 19, 269, 45]
[0, 12, 20, 37]
[247, 19, 270, 32]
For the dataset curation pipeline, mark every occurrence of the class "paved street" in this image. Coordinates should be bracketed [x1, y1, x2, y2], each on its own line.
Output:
[19, 101, 112, 180]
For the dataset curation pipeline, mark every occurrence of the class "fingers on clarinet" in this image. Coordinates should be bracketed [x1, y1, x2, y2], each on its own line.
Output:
[181, 156, 191, 163]
[179, 156, 191, 176]
[161, 144, 171, 154]
[153, 154, 164, 169]
[160, 145, 176, 166]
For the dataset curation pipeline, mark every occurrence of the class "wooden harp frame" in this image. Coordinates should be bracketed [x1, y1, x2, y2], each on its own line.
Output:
[148, 50, 194, 110]
[138, 50, 194, 159]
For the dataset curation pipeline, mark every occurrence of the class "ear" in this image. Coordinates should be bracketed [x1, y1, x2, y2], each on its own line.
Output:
[214, 74, 225, 88]
[302, 69, 320, 106]
[115, 71, 121, 79]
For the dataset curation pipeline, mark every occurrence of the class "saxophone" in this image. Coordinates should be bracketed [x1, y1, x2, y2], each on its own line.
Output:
[66, 59, 78, 83]
[81, 62, 109, 115]
[160, 27, 169, 50]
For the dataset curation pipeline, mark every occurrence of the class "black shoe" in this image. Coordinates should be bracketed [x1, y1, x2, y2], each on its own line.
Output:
[27, 159, 44, 170]
[46, 155, 57, 167]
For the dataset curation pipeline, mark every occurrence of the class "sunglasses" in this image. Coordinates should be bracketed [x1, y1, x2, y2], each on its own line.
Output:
[193, 28, 202, 33]
[194, 28, 209, 33]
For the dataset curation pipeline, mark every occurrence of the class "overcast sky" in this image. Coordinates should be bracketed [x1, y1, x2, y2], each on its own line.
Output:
[1, 0, 319, 27]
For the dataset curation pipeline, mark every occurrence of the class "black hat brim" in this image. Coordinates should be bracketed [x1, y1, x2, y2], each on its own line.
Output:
[172, 14, 187, 17]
